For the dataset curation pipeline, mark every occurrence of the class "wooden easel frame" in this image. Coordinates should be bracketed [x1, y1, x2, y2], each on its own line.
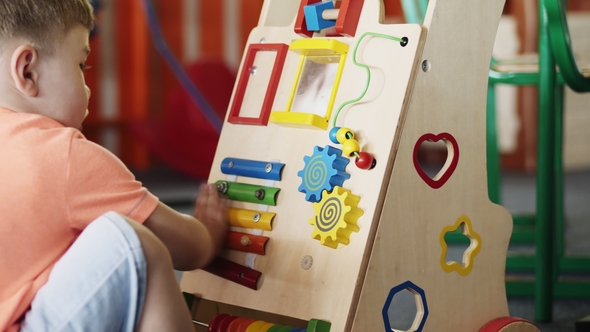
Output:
[181, 0, 520, 330]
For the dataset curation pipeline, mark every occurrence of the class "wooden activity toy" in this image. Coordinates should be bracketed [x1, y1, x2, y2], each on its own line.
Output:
[180, 0, 541, 331]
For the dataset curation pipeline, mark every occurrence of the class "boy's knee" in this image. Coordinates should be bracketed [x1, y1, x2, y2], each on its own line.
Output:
[123, 216, 173, 270]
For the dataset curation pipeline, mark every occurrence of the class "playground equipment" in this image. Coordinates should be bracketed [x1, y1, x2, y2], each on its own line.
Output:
[180, 0, 541, 330]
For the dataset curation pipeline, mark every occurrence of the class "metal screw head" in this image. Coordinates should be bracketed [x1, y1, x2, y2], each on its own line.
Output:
[259, 37, 266, 44]
[422, 60, 431, 72]
[216, 182, 228, 194]
[254, 189, 265, 200]
[265, 163, 273, 173]
[301, 255, 313, 270]
[250, 66, 257, 75]
[400, 36, 409, 47]
[253, 213, 261, 222]
[228, 161, 234, 168]
[240, 235, 251, 246]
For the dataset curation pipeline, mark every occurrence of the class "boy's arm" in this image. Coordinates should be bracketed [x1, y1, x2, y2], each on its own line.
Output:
[142, 184, 228, 271]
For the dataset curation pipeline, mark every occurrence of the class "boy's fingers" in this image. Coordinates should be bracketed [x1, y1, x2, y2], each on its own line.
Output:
[196, 183, 227, 223]
[207, 187, 226, 222]
[194, 183, 210, 220]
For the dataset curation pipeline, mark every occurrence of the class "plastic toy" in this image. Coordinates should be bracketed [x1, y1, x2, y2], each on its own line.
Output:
[226, 231, 269, 255]
[297, 145, 350, 202]
[269, 39, 348, 130]
[216, 181, 280, 206]
[309, 186, 363, 248]
[221, 158, 285, 181]
[304, 2, 337, 31]
[295, 0, 366, 37]
[228, 208, 275, 231]
[228, 43, 289, 126]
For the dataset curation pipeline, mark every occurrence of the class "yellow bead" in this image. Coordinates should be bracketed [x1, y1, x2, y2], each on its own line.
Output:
[336, 127, 354, 144]
[342, 139, 360, 157]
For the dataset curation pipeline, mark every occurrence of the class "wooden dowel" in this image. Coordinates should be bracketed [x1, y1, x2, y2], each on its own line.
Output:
[322, 8, 339, 21]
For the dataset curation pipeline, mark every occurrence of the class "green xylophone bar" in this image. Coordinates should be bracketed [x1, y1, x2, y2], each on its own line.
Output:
[216, 180, 280, 206]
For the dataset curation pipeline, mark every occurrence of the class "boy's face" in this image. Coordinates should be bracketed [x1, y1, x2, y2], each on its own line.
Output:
[38, 24, 91, 129]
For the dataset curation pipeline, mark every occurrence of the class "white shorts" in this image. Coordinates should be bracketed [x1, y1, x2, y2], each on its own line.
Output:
[20, 211, 147, 332]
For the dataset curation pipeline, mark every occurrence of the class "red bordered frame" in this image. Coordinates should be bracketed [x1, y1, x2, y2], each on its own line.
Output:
[228, 43, 289, 126]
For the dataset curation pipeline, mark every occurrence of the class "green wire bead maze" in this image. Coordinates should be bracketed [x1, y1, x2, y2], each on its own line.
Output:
[181, 0, 538, 331]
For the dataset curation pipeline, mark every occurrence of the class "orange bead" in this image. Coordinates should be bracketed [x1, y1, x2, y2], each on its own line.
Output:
[336, 127, 354, 144]
[342, 139, 360, 157]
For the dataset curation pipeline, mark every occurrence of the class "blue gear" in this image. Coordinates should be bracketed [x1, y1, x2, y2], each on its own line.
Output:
[297, 146, 350, 202]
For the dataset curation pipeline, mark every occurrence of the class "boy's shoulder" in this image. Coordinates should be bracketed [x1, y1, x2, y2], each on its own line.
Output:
[0, 107, 81, 136]
[0, 107, 85, 157]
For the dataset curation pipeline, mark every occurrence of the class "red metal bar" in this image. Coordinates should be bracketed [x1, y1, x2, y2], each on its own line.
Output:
[203, 257, 261, 290]
[225, 231, 269, 255]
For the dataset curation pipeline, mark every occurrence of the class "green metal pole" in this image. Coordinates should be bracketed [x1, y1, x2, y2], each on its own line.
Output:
[535, 1, 556, 322]
[486, 82, 501, 205]
[554, 83, 565, 278]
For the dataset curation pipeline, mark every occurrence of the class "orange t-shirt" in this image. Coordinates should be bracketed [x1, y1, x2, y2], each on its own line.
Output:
[0, 108, 159, 331]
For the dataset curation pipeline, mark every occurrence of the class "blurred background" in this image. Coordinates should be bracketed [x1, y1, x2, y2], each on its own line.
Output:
[85, 0, 590, 180]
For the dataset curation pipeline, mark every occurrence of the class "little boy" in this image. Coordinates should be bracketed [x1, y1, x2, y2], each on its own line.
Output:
[0, 1, 228, 331]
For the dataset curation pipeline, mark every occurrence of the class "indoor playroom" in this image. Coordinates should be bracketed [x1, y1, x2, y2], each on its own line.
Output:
[18, 0, 590, 331]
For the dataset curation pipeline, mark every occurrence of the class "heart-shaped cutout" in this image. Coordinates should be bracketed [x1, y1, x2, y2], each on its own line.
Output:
[412, 133, 459, 189]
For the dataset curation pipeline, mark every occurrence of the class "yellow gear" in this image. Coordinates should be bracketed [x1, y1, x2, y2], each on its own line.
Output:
[309, 186, 363, 248]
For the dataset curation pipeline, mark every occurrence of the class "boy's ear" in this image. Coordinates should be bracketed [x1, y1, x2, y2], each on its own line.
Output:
[11, 45, 39, 97]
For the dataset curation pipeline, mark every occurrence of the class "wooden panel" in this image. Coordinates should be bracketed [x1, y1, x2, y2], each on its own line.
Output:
[181, 2, 425, 331]
[352, 0, 512, 329]
[182, 0, 515, 331]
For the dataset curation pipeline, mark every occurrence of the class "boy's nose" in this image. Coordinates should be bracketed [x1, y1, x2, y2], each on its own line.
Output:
[85, 85, 91, 98]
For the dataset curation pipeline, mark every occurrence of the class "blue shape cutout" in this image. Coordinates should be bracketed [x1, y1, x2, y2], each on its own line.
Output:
[382, 280, 429, 332]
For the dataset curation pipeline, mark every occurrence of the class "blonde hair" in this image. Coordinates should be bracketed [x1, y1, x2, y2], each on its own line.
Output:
[0, 0, 94, 53]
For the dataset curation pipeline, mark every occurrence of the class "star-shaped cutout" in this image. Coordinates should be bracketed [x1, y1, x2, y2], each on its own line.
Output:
[439, 215, 482, 276]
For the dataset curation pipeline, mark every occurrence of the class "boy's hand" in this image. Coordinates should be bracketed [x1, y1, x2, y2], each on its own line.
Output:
[194, 183, 229, 261]
[143, 184, 228, 270]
